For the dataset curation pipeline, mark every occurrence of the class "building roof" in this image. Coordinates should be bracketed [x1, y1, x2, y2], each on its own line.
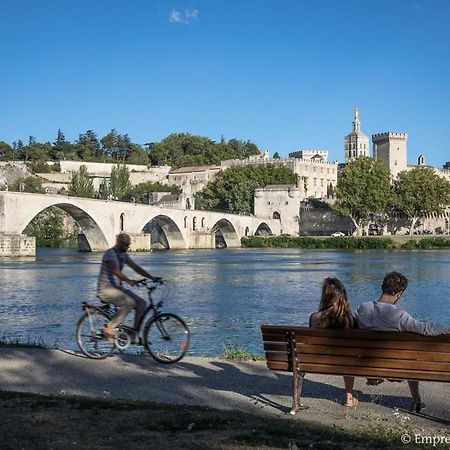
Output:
[154, 194, 180, 204]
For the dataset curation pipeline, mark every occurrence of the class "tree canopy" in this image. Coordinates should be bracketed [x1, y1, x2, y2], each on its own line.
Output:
[10, 176, 45, 193]
[2, 130, 261, 170]
[333, 157, 391, 235]
[393, 167, 450, 234]
[69, 165, 95, 198]
[196, 164, 298, 214]
[147, 133, 261, 168]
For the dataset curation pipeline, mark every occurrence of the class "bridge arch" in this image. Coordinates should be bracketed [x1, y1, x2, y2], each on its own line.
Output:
[22, 203, 109, 251]
[142, 215, 186, 250]
[255, 222, 273, 236]
[211, 218, 240, 248]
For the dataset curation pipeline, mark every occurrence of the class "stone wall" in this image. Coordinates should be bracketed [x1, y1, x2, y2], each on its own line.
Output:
[299, 202, 354, 236]
[0, 233, 35, 257]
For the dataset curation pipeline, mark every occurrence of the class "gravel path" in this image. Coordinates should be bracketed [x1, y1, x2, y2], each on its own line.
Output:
[0, 347, 449, 433]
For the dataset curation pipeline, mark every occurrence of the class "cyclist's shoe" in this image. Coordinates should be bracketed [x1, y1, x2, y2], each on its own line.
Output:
[104, 325, 116, 344]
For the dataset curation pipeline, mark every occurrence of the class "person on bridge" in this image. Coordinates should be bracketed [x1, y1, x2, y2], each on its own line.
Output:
[97, 233, 161, 342]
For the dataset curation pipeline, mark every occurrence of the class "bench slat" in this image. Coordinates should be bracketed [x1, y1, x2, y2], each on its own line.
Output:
[297, 363, 450, 382]
[298, 354, 450, 373]
[296, 344, 450, 362]
[279, 336, 450, 352]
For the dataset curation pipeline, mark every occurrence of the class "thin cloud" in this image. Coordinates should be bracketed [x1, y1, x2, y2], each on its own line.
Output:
[169, 8, 198, 24]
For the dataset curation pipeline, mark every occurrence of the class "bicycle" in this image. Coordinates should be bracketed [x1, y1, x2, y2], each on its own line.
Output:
[76, 279, 190, 363]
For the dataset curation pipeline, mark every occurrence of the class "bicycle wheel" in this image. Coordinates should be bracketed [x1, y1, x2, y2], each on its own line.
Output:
[144, 313, 190, 363]
[76, 310, 115, 359]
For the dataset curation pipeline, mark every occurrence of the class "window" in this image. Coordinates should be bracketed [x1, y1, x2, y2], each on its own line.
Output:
[120, 213, 125, 232]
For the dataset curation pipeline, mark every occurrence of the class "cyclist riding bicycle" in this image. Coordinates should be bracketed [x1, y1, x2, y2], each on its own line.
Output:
[97, 232, 161, 342]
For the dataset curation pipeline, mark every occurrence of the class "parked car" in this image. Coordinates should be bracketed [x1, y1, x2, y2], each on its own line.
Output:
[331, 231, 345, 237]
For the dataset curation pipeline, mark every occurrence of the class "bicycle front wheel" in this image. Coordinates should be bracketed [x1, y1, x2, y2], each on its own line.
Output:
[144, 313, 190, 363]
[76, 311, 115, 359]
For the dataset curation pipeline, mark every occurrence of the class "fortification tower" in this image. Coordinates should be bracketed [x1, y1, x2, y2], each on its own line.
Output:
[344, 106, 369, 163]
[372, 132, 408, 179]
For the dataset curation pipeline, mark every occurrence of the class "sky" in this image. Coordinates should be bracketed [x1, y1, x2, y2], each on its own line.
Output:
[1, 0, 450, 167]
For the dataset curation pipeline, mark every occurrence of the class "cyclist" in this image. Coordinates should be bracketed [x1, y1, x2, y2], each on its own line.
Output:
[97, 232, 161, 342]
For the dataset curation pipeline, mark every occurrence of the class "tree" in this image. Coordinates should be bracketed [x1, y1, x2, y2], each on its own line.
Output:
[393, 167, 450, 234]
[196, 164, 298, 214]
[24, 207, 73, 247]
[109, 164, 131, 200]
[76, 130, 101, 160]
[333, 157, 391, 236]
[147, 133, 261, 168]
[10, 176, 46, 193]
[0, 141, 14, 160]
[69, 165, 94, 198]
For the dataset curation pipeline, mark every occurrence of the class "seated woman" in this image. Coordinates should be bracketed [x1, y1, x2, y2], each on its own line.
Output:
[309, 278, 358, 407]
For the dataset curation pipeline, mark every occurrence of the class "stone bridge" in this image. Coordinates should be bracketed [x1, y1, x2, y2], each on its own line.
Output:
[0, 192, 281, 251]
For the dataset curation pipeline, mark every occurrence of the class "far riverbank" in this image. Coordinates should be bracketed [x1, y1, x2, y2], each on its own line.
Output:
[241, 235, 450, 249]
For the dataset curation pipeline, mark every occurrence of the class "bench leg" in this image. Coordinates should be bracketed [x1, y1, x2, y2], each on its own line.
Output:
[290, 371, 306, 414]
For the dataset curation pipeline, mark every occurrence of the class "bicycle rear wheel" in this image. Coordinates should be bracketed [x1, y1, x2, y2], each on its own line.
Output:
[144, 313, 190, 363]
[76, 310, 115, 359]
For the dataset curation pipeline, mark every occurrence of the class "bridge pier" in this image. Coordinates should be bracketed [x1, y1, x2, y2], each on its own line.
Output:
[0, 233, 35, 257]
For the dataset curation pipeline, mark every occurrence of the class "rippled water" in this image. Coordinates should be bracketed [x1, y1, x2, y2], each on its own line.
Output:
[0, 248, 449, 355]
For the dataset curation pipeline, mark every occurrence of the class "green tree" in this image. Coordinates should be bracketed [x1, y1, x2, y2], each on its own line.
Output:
[10, 176, 46, 193]
[76, 130, 101, 160]
[24, 207, 74, 247]
[196, 164, 298, 214]
[393, 167, 450, 234]
[69, 165, 94, 198]
[333, 157, 391, 236]
[147, 133, 261, 168]
[0, 141, 14, 160]
[109, 164, 131, 200]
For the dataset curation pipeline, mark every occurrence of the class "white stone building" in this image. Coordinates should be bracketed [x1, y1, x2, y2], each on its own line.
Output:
[344, 107, 370, 163]
[254, 184, 301, 235]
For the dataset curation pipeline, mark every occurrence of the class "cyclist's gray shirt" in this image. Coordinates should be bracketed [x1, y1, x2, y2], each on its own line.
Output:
[97, 247, 132, 292]
[355, 300, 450, 336]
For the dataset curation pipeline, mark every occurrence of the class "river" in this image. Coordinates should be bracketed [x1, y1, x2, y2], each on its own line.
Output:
[0, 248, 449, 355]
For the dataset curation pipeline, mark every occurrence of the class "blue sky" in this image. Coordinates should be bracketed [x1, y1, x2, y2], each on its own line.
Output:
[1, 0, 449, 167]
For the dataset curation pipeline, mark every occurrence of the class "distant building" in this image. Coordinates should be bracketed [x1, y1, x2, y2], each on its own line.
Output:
[288, 150, 328, 161]
[344, 107, 369, 163]
[372, 132, 408, 179]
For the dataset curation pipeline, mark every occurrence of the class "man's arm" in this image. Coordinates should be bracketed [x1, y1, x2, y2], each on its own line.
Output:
[399, 310, 450, 336]
[126, 259, 160, 282]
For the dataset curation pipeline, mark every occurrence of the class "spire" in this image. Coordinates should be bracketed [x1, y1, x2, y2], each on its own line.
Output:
[353, 106, 360, 133]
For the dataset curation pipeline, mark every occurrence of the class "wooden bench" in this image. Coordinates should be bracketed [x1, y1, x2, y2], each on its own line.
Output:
[261, 325, 450, 414]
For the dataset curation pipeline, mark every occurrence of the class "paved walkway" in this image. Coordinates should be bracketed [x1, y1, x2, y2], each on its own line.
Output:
[0, 348, 449, 433]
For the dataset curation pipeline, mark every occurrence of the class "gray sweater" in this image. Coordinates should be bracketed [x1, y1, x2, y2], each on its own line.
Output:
[355, 301, 450, 336]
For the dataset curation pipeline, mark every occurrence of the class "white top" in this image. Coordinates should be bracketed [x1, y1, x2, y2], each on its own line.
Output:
[355, 300, 450, 336]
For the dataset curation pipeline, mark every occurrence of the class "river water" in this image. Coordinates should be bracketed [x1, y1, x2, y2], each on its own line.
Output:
[0, 248, 449, 355]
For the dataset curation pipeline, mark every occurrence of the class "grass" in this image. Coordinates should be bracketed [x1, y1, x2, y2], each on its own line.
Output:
[221, 342, 264, 361]
[0, 390, 438, 450]
[0, 334, 51, 349]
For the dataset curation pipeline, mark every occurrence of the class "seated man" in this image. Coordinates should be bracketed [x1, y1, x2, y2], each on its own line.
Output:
[355, 271, 450, 412]
[97, 233, 161, 341]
